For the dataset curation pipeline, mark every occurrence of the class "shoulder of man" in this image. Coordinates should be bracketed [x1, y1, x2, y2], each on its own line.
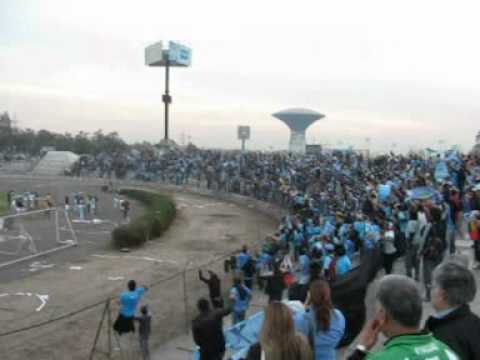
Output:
[367, 335, 460, 360]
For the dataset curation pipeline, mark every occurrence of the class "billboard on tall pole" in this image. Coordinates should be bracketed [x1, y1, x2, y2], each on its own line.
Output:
[145, 41, 192, 141]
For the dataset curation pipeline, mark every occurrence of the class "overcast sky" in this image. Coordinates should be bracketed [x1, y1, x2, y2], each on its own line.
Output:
[1, 0, 479, 153]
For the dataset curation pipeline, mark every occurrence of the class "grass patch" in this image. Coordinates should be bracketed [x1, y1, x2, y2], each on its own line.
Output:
[111, 188, 176, 249]
[0, 192, 9, 216]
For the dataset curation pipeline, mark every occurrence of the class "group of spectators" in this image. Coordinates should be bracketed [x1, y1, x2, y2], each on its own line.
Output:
[81, 145, 480, 360]
[64, 192, 99, 220]
[7, 190, 54, 213]
[194, 259, 479, 360]
[185, 148, 480, 360]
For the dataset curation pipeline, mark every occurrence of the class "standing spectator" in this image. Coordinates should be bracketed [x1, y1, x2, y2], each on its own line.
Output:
[229, 278, 252, 324]
[64, 195, 70, 214]
[334, 245, 352, 277]
[121, 199, 130, 221]
[244, 302, 313, 360]
[86, 194, 91, 215]
[297, 247, 311, 286]
[405, 210, 420, 280]
[237, 245, 251, 272]
[450, 188, 464, 241]
[242, 256, 256, 290]
[382, 222, 397, 275]
[6, 190, 12, 208]
[113, 191, 120, 209]
[134, 305, 152, 360]
[77, 195, 86, 221]
[419, 212, 444, 301]
[90, 195, 97, 217]
[199, 269, 223, 309]
[347, 275, 459, 360]
[264, 263, 285, 303]
[113, 280, 148, 335]
[468, 212, 480, 269]
[425, 261, 480, 360]
[305, 279, 346, 360]
[192, 298, 231, 360]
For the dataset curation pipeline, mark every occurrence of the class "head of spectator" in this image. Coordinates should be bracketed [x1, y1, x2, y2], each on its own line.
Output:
[309, 279, 334, 331]
[334, 244, 346, 258]
[127, 279, 136, 292]
[374, 275, 423, 338]
[197, 297, 211, 314]
[260, 302, 311, 359]
[431, 260, 476, 313]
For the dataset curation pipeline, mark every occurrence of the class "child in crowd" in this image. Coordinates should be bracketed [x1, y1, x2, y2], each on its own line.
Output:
[135, 305, 152, 360]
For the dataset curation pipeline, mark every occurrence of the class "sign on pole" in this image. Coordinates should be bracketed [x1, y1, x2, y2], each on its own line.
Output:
[238, 126, 250, 140]
[145, 41, 164, 66]
[168, 41, 192, 67]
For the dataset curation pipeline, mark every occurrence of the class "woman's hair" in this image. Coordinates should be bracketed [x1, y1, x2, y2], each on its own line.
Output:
[309, 279, 334, 331]
[260, 302, 304, 360]
[234, 278, 247, 301]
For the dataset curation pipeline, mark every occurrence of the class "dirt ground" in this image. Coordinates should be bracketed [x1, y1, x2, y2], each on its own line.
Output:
[0, 176, 278, 360]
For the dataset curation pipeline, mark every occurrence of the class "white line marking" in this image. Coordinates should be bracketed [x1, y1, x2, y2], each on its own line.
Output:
[35, 294, 48, 312]
[0, 292, 49, 311]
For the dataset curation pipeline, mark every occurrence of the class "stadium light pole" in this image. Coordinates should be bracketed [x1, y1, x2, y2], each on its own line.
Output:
[145, 41, 192, 141]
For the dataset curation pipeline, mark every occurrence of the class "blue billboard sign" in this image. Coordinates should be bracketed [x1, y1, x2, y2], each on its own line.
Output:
[168, 41, 192, 66]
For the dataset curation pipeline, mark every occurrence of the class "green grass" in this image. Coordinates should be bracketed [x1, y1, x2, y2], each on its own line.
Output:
[0, 192, 9, 216]
[111, 188, 176, 249]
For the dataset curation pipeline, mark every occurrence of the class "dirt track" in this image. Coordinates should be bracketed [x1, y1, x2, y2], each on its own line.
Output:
[0, 177, 278, 360]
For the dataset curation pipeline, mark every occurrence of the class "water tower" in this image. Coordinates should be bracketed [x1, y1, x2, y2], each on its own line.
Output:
[272, 108, 325, 154]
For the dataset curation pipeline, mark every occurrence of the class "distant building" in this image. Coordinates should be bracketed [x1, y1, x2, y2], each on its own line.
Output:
[0, 112, 12, 130]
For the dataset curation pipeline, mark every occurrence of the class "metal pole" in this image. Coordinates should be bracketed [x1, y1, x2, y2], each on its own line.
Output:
[107, 300, 112, 359]
[55, 208, 60, 244]
[183, 261, 190, 334]
[164, 60, 171, 140]
[88, 300, 109, 360]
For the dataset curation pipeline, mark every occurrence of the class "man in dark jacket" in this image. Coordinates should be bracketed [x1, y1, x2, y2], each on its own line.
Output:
[425, 260, 480, 360]
[192, 298, 231, 360]
[199, 270, 223, 308]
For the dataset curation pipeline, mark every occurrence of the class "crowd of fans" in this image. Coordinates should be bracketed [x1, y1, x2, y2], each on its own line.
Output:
[6, 190, 54, 213]
[90, 146, 480, 359]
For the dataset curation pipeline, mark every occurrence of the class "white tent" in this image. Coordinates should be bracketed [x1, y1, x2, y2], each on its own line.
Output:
[32, 151, 79, 175]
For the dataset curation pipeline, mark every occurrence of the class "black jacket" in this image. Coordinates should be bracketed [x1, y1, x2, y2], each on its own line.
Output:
[192, 307, 231, 358]
[199, 271, 221, 299]
[424, 304, 480, 360]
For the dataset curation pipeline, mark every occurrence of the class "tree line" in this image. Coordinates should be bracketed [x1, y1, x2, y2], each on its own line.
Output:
[0, 112, 129, 156]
